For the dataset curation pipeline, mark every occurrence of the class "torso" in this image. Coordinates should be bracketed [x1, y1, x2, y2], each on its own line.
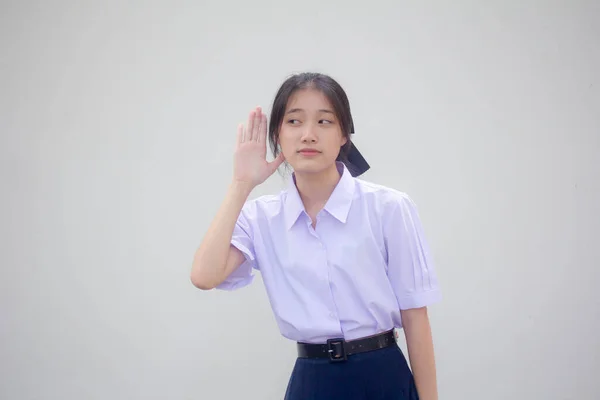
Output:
[218, 163, 441, 343]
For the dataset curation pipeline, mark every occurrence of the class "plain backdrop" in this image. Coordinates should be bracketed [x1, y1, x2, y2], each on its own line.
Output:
[1, 1, 599, 399]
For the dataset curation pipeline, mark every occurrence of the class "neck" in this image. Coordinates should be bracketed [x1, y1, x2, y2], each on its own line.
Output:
[294, 163, 341, 212]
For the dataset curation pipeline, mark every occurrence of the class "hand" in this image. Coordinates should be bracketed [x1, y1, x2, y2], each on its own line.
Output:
[233, 106, 285, 188]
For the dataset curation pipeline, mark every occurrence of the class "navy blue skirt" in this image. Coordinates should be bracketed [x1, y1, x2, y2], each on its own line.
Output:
[284, 345, 419, 399]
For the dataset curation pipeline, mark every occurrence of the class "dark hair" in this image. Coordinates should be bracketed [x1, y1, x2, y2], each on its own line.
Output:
[268, 72, 355, 172]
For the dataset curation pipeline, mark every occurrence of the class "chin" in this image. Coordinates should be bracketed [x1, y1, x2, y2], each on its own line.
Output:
[289, 157, 333, 175]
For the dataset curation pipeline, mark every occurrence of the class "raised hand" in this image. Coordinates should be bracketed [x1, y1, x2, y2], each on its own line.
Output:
[233, 106, 285, 188]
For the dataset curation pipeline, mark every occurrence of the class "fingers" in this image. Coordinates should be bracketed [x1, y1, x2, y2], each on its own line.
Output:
[242, 107, 264, 143]
[253, 106, 261, 141]
[257, 112, 266, 143]
[246, 110, 255, 141]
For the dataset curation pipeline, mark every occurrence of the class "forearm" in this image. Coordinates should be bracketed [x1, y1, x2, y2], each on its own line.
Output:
[190, 180, 253, 288]
[402, 308, 438, 400]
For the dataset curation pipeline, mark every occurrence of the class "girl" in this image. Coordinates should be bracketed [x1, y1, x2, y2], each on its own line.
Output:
[191, 72, 441, 400]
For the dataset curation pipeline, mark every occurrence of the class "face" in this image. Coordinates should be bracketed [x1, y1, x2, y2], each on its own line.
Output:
[278, 88, 347, 175]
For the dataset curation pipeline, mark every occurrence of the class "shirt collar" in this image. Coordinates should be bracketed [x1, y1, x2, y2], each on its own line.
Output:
[283, 162, 356, 230]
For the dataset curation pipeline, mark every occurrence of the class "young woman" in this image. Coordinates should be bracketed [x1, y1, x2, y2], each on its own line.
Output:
[191, 72, 441, 400]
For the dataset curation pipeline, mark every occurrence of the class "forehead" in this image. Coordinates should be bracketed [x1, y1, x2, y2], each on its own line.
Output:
[286, 88, 334, 111]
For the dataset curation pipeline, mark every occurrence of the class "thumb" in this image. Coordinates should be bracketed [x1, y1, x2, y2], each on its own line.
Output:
[268, 152, 285, 173]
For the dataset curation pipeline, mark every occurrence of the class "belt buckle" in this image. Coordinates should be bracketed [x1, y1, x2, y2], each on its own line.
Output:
[326, 338, 347, 362]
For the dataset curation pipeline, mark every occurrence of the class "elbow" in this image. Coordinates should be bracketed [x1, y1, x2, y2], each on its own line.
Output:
[190, 266, 218, 290]
[190, 273, 216, 290]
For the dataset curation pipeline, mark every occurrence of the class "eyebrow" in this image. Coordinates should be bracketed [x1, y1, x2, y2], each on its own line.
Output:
[285, 108, 335, 115]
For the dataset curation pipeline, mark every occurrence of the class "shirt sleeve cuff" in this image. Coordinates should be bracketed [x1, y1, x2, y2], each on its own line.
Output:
[231, 238, 255, 262]
[215, 239, 256, 291]
[215, 273, 254, 290]
[398, 289, 442, 310]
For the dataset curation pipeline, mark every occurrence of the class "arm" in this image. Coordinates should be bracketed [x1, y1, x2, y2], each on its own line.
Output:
[190, 106, 284, 290]
[190, 181, 253, 290]
[401, 307, 438, 400]
[383, 193, 441, 398]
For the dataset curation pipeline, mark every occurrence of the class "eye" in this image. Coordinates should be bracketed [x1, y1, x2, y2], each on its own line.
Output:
[287, 119, 300, 124]
[319, 119, 333, 124]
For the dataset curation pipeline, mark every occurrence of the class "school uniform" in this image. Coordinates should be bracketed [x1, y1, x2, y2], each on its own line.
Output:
[217, 160, 441, 399]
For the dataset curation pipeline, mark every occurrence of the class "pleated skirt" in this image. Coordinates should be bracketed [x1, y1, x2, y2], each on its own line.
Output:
[284, 345, 419, 400]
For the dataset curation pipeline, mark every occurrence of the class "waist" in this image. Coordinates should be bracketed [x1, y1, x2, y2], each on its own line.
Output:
[296, 329, 397, 362]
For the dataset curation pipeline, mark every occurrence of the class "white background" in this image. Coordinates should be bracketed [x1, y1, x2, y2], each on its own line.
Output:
[1, 1, 599, 399]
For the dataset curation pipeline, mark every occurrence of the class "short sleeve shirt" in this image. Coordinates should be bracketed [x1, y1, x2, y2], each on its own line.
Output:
[217, 162, 441, 343]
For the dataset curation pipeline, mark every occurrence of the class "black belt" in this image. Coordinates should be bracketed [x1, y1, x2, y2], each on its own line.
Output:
[296, 329, 396, 362]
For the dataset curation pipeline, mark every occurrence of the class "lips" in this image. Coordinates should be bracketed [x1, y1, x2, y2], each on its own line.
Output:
[298, 149, 320, 154]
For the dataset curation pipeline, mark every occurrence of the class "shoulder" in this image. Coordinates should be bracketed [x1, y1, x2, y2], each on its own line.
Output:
[353, 178, 417, 214]
[240, 190, 286, 220]
[354, 180, 428, 241]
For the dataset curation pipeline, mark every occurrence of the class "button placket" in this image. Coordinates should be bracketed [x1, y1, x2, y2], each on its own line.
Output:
[322, 239, 342, 329]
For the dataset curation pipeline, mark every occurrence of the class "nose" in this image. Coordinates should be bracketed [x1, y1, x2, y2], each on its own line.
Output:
[300, 125, 317, 143]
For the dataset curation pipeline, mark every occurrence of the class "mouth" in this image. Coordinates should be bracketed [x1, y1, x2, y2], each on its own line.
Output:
[298, 149, 321, 155]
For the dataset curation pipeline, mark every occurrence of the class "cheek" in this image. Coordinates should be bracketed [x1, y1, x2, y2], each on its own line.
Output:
[277, 131, 295, 156]
[324, 133, 346, 155]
